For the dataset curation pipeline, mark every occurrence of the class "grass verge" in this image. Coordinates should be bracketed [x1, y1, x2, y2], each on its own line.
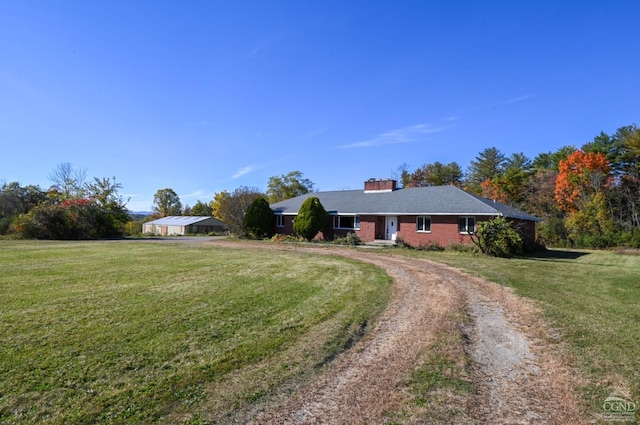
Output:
[391, 247, 640, 421]
[0, 240, 392, 424]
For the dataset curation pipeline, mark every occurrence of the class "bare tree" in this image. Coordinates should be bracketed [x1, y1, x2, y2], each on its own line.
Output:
[48, 162, 87, 199]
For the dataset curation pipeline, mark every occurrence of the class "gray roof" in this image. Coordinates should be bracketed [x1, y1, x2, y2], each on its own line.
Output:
[271, 186, 540, 221]
[145, 216, 226, 226]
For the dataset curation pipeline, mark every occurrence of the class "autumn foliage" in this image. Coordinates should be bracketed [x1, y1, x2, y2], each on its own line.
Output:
[554, 150, 611, 213]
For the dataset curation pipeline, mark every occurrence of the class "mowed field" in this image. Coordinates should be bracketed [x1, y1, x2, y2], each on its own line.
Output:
[2, 240, 639, 424]
[395, 247, 640, 417]
[0, 240, 392, 424]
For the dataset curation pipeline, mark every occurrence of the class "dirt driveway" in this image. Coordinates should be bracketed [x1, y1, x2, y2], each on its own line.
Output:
[211, 242, 584, 424]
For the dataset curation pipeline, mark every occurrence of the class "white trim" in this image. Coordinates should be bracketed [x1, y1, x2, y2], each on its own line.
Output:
[333, 215, 361, 230]
[416, 216, 432, 233]
[458, 216, 476, 234]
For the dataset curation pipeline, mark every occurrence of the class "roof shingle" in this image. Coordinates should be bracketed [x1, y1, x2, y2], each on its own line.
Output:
[270, 186, 539, 221]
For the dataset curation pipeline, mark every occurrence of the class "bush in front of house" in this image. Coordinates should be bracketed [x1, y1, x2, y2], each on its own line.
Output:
[471, 216, 523, 257]
[243, 197, 275, 239]
[332, 232, 362, 246]
[293, 196, 328, 241]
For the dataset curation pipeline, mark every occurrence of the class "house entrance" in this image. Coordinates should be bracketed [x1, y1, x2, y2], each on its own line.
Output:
[386, 216, 398, 241]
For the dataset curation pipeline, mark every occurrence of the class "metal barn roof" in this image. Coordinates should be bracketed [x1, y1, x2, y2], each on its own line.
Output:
[145, 216, 225, 226]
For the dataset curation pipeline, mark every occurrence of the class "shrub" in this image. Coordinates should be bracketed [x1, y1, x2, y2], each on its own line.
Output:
[293, 197, 328, 241]
[418, 241, 445, 252]
[446, 242, 480, 254]
[271, 233, 305, 243]
[243, 197, 275, 239]
[9, 200, 127, 240]
[470, 216, 523, 257]
[332, 232, 362, 246]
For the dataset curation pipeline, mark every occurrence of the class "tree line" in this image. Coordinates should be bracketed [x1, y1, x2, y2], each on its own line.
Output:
[435, 124, 640, 248]
[0, 163, 130, 239]
[2, 124, 638, 247]
[205, 124, 639, 248]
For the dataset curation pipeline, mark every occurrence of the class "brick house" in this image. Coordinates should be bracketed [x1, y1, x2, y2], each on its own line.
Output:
[270, 179, 540, 246]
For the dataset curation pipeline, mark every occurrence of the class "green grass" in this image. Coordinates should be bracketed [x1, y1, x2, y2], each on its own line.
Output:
[393, 247, 640, 417]
[0, 240, 392, 424]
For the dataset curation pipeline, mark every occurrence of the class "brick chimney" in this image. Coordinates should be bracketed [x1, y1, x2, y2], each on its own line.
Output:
[364, 178, 397, 193]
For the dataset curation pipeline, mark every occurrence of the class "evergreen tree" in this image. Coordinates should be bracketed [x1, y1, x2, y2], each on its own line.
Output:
[466, 147, 506, 192]
[293, 197, 328, 241]
[243, 197, 275, 239]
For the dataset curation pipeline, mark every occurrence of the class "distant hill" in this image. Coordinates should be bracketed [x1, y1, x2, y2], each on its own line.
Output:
[130, 211, 152, 221]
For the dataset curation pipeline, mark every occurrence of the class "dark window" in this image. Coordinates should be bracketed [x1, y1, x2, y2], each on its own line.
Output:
[416, 216, 431, 232]
[458, 217, 476, 233]
[333, 216, 360, 229]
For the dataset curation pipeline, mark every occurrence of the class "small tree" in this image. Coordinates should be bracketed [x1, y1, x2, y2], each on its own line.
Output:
[243, 197, 275, 239]
[293, 196, 328, 241]
[470, 216, 523, 257]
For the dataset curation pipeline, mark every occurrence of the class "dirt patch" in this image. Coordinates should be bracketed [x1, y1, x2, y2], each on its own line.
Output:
[210, 242, 585, 424]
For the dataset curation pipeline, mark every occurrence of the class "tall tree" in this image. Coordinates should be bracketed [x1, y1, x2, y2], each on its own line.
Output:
[466, 147, 507, 192]
[481, 153, 532, 207]
[555, 150, 611, 213]
[210, 190, 230, 219]
[152, 188, 182, 217]
[606, 125, 640, 230]
[191, 200, 213, 216]
[266, 171, 314, 203]
[395, 163, 411, 188]
[405, 162, 463, 187]
[86, 176, 130, 231]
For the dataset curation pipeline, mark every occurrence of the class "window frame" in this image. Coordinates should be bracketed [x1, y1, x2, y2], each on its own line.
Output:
[276, 215, 285, 228]
[458, 216, 476, 234]
[333, 215, 361, 230]
[416, 216, 432, 233]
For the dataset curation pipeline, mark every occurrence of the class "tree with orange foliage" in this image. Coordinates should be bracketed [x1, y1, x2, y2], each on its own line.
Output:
[554, 150, 611, 213]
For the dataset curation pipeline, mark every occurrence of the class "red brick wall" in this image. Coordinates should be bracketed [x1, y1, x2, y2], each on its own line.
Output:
[396, 215, 493, 247]
[276, 214, 537, 246]
[364, 179, 397, 191]
[508, 219, 537, 244]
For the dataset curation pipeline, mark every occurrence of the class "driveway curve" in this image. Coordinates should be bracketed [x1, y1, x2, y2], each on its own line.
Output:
[210, 242, 584, 424]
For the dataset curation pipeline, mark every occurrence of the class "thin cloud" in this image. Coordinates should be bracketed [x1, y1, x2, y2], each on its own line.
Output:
[339, 123, 445, 149]
[232, 165, 256, 179]
[503, 93, 539, 105]
[181, 190, 206, 199]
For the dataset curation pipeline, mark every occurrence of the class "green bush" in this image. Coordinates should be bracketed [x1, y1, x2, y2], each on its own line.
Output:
[446, 242, 480, 254]
[293, 197, 328, 241]
[9, 200, 127, 240]
[471, 216, 523, 257]
[243, 197, 275, 239]
[418, 241, 445, 251]
[332, 232, 362, 246]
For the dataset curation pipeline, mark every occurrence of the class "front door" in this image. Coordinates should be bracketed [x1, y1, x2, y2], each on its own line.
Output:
[386, 216, 398, 241]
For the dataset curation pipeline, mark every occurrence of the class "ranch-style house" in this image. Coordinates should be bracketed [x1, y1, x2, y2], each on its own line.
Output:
[270, 179, 540, 246]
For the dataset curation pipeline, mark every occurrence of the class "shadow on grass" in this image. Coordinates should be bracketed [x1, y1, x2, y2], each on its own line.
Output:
[522, 249, 591, 262]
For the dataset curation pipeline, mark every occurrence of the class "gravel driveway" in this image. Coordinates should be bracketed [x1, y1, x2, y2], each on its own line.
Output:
[211, 242, 584, 424]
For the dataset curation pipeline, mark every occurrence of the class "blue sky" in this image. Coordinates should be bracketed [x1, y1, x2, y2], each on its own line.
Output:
[1, 1, 639, 211]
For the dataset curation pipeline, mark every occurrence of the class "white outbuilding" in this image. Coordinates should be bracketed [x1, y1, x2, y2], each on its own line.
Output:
[142, 216, 227, 236]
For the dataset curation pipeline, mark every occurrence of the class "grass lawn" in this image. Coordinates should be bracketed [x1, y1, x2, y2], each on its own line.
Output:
[0, 240, 392, 424]
[394, 247, 640, 418]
